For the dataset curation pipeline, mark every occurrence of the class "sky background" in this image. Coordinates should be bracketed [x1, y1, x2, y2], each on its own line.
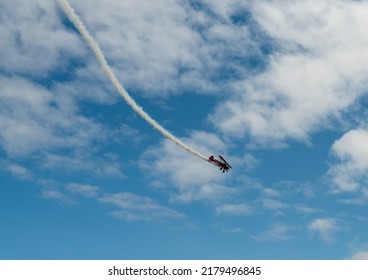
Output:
[1, 0, 368, 260]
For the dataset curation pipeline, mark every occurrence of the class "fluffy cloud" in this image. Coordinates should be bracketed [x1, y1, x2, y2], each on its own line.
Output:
[332, 129, 368, 172]
[65, 0, 256, 97]
[1, 0, 259, 223]
[211, 0, 368, 146]
[0, 77, 105, 158]
[308, 218, 339, 243]
[0, 0, 114, 159]
[0, 0, 259, 173]
[327, 129, 368, 201]
[0, 0, 83, 77]
[0, 1, 127, 179]
[139, 131, 237, 203]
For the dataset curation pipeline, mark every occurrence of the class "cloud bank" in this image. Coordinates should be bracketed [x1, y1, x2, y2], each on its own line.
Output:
[211, 1, 368, 146]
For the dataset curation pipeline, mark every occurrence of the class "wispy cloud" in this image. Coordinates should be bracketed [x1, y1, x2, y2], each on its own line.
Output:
[242, 153, 260, 172]
[38, 179, 185, 223]
[252, 223, 296, 241]
[66, 183, 100, 198]
[99, 192, 185, 222]
[2, 162, 33, 180]
[294, 204, 322, 215]
[262, 199, 289, 213]
[261, 187, 281, 198]
[223, 227, 244, 234]
[350, 251, 368, 260]
[41, 186, 75, 205]
[308, 218, 339, 243]
[216, 203, 252, 216]
[41, 152, 123, 178]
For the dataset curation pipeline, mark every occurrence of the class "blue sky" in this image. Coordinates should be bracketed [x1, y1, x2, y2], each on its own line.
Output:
[1, 0, 368, 260]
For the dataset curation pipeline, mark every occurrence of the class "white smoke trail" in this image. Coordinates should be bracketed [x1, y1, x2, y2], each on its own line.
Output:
[57, 0, 209, 162]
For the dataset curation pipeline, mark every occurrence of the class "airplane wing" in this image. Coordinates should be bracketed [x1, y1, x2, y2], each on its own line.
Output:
[219, 156, 232, 169]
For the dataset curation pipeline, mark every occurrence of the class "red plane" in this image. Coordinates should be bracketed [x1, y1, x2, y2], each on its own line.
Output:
[208, 155, 232, 172]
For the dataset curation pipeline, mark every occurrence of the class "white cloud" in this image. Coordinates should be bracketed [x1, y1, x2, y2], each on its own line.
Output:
[216, 203, 252, 216]
[211, 0, 368, 146]
[327, 129, 368, 197]
[200, 0, 247, 20]
[63, 0, 258, 97]
[0, 0, 259, 181]
[41, 152, 123, 178]
[66, 183, 100, 198]
[39, 180, 185, 223]
[7, 0, 368, 235]
[0, 76, 105, 158]
[0, 0, 83, 77]
[308, 218, 339, 243]
[294, 204, 322, 215]
[350, 251, 368, 260]
[99, 192, 185, 222]
[252, 224, 295, 241]
[3, 162, 33, 180]
[224, 227, 244, 234]
[242, 153, 260, 171]
[261, 188, 280, 197]
[41, 186, 74, 204]
[337, 194, 368, 206]
[68, 0, 207, 95]
[262, 198, 288, 210]
[139, 131, 237, 203]
[332, 129, 368, 171]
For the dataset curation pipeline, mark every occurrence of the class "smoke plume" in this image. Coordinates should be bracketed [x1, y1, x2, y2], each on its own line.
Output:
[57, 0, 209, 162]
